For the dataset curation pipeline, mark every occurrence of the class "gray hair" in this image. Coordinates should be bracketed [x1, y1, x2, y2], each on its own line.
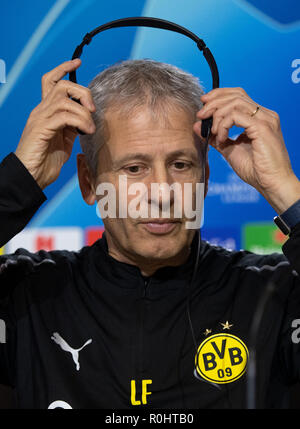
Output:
[79, 59, 204, 176]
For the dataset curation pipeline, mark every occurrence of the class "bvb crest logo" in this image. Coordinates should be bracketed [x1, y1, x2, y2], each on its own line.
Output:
[195, 333, 249, 384]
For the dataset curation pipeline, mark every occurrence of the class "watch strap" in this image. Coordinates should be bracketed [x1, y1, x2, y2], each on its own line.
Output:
[274, 198, 300, 235]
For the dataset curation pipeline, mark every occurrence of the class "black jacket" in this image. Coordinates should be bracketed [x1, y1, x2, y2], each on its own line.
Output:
[1, 153, 300, 409]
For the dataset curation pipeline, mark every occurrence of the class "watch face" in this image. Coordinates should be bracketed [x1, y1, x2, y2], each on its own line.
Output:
[274, 216, 290, 236]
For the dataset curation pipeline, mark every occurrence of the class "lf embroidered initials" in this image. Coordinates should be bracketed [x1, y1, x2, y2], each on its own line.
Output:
[130, 379, 152, 405]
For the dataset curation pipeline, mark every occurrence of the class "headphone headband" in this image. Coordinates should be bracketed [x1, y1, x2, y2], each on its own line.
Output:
[69, 16, 219, 138]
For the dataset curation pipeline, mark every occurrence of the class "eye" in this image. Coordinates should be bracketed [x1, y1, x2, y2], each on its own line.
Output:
[172, 161, 191, 170]
[174, 162, 186, 169]
[127, 165, 140, 173]
[123, 164, 146, 175]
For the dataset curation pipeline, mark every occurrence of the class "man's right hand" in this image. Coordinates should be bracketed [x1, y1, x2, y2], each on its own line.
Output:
[15, 59, 96, 190]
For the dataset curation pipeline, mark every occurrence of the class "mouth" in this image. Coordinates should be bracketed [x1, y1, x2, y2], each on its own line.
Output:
[139, 219, 181, 235]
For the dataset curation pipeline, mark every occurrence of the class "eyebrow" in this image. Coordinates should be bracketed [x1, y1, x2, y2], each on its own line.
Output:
[113, 149, 200, 168]
[166, 149, 200, 163]
[113, 153, 152, 169]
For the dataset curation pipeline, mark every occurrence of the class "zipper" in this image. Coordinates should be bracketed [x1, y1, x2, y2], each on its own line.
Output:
[143, 277, 150, 298]
[138, 277, 151, 379]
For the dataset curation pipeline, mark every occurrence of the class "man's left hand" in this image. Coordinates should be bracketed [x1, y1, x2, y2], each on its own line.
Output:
[194, 87, 300, 213]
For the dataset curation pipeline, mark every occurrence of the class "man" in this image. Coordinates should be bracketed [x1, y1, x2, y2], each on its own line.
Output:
[0, 58, 300, 409]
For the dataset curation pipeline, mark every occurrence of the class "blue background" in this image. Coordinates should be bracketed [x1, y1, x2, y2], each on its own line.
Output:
[0, 0, 299, 250]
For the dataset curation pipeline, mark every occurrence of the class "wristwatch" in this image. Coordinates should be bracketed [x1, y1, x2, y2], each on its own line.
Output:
[274, 198, 300, 235]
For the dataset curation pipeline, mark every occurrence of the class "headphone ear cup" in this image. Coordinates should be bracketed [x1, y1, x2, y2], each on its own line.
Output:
[201, 117, 213, 139]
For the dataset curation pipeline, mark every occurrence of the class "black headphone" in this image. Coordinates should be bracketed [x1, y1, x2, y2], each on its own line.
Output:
[69, 16, 219, 140]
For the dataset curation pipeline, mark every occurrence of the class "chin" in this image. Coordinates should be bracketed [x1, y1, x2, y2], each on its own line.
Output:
[131, 235, 187, 262]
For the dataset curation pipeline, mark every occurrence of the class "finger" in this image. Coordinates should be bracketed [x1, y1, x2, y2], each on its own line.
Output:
[47, 80, 96, 112]
[213, 103, 278, 137]
[201, 88, 280, 126]
[215, 110, 261, 145]
[198, 98, 277, 136]
[197, 95, 252, 119]
[47, 111, 96, 135]
[44, 96, 95, 127]
[201, 87, 249, 103]
[210, 99, 258, 135]
[41, 58, 81, 99]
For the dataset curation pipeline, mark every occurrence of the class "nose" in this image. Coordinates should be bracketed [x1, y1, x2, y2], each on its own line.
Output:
[145, 163, 175, 218]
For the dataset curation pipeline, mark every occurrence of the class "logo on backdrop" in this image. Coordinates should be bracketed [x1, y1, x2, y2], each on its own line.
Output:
[243, 222, 288, 254]
[201, 227, 240, 251]
[207, 173, 259, 204]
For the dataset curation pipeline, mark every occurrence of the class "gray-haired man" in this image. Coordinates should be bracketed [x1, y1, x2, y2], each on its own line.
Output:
[0, 58, 300, 408]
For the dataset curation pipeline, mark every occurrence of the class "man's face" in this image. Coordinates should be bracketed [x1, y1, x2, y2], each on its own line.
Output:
[93, 105, 206, 268]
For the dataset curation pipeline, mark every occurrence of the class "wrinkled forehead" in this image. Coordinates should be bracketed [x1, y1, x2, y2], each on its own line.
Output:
[101, 103, 202, 158]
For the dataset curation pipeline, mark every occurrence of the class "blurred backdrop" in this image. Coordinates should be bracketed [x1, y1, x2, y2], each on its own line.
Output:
[0, 0, 299, 408]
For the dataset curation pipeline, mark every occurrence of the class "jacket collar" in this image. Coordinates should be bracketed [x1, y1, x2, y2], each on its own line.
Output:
[92, 231, 205, 290]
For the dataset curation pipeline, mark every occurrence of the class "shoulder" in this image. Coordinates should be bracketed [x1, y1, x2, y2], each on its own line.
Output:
[0, 244, 93, 296]
[200, 239, 290, 276]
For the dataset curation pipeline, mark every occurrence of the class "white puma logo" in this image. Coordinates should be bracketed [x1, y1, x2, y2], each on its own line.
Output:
[51, 332, 92, 371]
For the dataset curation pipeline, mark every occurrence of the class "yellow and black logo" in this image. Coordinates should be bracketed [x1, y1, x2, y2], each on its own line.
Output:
[195, 333, 248, 384]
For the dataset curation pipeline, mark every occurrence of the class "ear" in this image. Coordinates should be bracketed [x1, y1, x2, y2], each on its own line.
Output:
[77, 154, 96, 206]
[204, 161, 210, 198]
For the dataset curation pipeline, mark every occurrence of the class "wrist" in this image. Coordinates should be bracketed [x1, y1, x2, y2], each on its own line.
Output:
[14, 149, 44, 190]
[261, 175, 300, 215]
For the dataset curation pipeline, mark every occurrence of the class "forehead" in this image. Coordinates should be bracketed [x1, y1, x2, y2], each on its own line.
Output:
[103, 105, 197, 157]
